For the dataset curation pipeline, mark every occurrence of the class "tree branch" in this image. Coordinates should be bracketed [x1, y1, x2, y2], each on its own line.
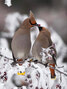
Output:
[28, 60, 67, 77]
[0, 54, 67, 77]
[0, 54, 12, 60]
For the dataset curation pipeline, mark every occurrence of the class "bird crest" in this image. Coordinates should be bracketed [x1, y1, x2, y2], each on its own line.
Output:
[29, 10, 36, 25]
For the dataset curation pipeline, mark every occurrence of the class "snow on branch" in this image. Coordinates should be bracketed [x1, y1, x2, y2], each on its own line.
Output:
[4, 0, 12, 7]
[0, 53, 67, 77]
[0, 54, 67, 89]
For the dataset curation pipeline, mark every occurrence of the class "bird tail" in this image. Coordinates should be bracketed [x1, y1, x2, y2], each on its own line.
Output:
[49, 64, 56, 79]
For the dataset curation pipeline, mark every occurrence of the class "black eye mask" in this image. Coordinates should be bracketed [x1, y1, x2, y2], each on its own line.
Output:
[29, 19, 37, 25]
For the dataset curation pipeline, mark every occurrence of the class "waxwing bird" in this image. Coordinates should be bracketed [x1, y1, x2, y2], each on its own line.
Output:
[32, 26, 57, 79]
[11, 11, 39, 65]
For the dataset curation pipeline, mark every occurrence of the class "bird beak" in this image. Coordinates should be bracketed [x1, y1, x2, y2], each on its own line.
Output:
[35, 23, 40, 27]
[35, 23, 43, 31]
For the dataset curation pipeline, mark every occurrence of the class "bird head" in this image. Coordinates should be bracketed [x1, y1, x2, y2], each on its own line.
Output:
[29, 11, 38, 27]
[21, 11, 40, 29]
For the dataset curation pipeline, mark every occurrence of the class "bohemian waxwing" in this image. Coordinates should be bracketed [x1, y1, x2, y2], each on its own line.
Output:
[32, 26, 57, 79]
[11, 11, 39, 65]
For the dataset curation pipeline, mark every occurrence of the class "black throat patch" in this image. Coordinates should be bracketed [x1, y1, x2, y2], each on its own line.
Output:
[39, 27, 42, 31]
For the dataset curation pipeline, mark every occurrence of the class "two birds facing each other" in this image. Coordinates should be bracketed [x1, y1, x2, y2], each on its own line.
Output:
[11, 11, 57, 79]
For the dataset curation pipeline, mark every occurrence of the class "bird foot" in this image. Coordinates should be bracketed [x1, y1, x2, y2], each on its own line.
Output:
[33, 60, 38, 64]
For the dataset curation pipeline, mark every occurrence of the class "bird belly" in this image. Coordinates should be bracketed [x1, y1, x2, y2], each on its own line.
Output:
[32, 42, 42, 61]
[17, 52, 25, 59]
[12, 35, 31, 59]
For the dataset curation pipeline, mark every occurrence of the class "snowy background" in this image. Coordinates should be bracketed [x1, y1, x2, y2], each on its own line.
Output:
[5, 0, 12, 7]
[0, 12, 67, 89]
[0, 0, 67, 89]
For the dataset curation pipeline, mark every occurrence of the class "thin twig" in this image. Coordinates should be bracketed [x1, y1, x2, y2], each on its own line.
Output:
[28, 60, 67, 77]
[0, 54, 12, 60]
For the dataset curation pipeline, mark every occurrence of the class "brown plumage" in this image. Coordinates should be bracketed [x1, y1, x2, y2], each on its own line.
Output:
[32, 26, 57, 79]
[11, 11, 38, 65]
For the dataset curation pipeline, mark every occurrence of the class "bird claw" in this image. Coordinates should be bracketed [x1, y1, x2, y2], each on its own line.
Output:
[28, 59, 38, 64]
[33, 60, 38, 64]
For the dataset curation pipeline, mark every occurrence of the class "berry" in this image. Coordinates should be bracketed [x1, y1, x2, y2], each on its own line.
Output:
[35, 87, 39, 89]
[29, 80, 32, 84]
[30, 85, 33, 88]
[40, 88, 43, 89]
[4, 72, 7, 75]
[27, 74, 31, 78]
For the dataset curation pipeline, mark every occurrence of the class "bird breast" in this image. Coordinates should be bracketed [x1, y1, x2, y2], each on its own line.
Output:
[12, 34, 31, 59]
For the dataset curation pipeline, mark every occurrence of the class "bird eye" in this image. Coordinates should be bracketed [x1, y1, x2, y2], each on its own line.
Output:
[29, 20, 36, 25]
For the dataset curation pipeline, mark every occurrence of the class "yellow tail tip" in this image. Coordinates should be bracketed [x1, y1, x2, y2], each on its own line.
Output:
[51, 76, 56, 80]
